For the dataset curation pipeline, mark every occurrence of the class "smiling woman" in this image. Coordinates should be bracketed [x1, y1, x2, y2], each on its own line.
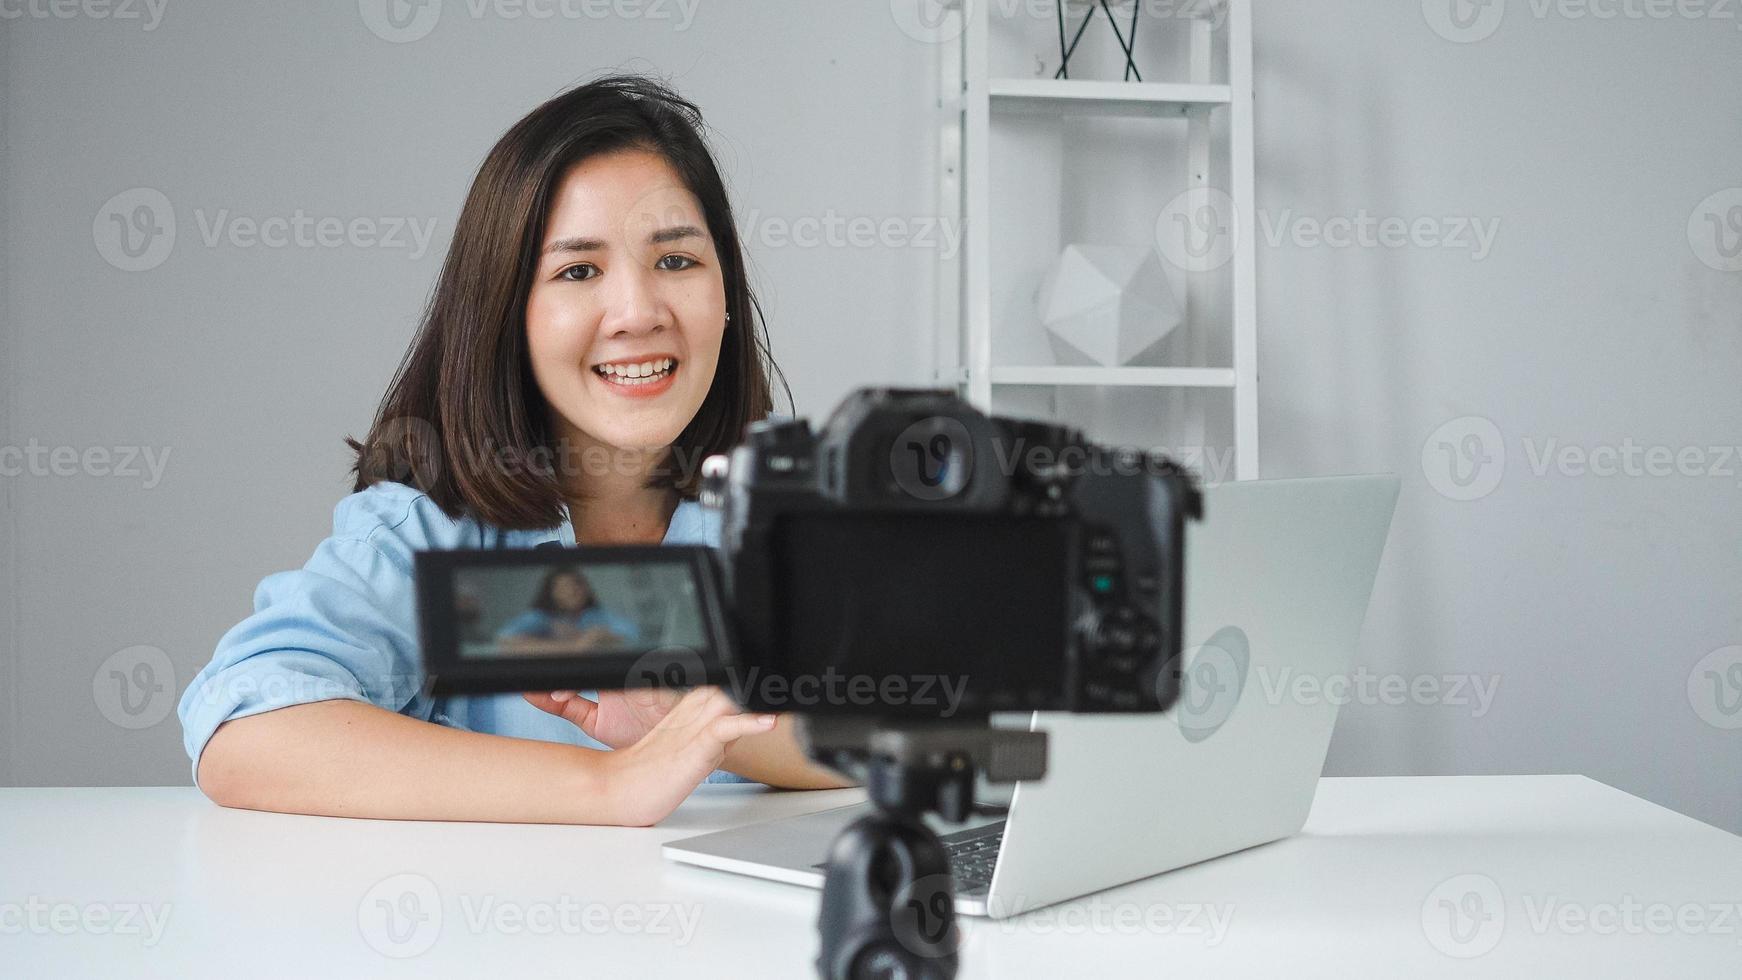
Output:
[177, 75, 851, 829]
[349, 76, 781, 530]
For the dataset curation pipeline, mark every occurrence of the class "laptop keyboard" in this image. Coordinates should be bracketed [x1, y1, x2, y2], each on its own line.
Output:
[808, 820, 1008, 893]
[939, 822, 1006, 891]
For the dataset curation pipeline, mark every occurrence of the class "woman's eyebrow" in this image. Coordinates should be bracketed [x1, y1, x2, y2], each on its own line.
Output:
[543, 225, 705, 255]
[544, 236, 607, 254]
[648, 224, 705, 245]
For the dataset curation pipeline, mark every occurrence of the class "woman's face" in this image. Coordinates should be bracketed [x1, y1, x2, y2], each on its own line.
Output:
[525, 149, 727, 465]
[549, 573, 590, 611]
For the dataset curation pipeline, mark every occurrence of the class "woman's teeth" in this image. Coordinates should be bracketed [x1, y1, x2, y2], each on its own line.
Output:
[593, 357, 676, 385]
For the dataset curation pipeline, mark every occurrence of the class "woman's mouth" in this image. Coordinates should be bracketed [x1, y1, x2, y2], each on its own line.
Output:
[592, 356, 678, 397]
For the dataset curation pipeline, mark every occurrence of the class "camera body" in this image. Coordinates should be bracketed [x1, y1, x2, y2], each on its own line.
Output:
[706, 388, 1201, 719]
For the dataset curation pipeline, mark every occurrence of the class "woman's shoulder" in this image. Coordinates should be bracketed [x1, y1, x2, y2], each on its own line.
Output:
[330, 481, 491, 556]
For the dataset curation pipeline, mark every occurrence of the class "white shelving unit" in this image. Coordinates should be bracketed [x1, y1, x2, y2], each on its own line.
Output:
[932, 0, 1258, 480]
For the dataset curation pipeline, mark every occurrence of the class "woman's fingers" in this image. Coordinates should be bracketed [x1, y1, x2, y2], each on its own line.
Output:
[659, 686, 733, 725]
[649, 687, 772, 745]
[709, 712, 777, 745]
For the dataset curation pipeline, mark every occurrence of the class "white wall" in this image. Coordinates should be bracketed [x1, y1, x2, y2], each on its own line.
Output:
[1250, 2, 1742, 834]
[3, 2, 1738, 834]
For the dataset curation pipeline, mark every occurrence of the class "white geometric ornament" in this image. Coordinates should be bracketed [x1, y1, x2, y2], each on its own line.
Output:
[1036, 243, 1182, 366]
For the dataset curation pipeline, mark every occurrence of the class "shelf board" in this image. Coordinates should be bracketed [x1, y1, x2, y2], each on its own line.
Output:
[989, 79, 1231, 119]
[989, 366, 1237, 389]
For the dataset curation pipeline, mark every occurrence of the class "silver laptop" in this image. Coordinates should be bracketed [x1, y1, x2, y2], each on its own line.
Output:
[663, 474, 1400, 919]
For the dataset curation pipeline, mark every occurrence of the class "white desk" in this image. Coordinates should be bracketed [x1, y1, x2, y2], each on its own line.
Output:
[1, 776, 1737, 978]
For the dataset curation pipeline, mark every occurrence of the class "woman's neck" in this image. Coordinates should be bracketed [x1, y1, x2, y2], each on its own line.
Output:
[552, 430, 680, 545]
[567, 482, 679, 546]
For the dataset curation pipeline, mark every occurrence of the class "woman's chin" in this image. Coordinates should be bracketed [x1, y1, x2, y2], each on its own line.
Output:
[567, 422, 686, 464]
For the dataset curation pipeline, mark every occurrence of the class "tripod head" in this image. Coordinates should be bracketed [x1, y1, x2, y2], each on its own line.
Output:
[795, 718, 1048, 980]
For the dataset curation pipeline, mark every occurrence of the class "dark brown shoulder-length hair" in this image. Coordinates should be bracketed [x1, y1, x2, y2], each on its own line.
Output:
[346, 74, 788, 529]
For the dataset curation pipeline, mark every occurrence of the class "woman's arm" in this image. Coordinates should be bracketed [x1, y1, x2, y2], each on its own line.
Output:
[196, 693, 774, 826]
[718, 715, 858, 789]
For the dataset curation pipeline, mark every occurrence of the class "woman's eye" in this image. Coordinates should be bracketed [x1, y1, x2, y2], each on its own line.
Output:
[656, 254, 698, 271]
[557, 263, 599, 282]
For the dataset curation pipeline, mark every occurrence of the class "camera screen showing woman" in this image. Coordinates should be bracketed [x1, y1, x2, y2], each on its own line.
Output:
[494, 567, 641, 655]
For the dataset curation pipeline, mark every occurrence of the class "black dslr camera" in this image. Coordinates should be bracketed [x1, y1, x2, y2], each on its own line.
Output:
[415, 388, 1201, 980]
[708, 388, 1198, 718]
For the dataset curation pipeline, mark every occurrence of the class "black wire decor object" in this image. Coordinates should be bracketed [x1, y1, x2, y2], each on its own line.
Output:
[1055, 0, 1144, 81]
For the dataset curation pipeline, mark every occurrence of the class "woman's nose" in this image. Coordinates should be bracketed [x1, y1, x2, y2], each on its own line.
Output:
[600, 265, 667, 338]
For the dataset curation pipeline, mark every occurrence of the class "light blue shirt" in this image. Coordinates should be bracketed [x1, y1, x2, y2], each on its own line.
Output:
[177, 481, 749, 787]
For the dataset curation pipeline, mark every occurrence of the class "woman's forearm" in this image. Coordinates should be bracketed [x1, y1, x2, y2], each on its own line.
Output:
[196, 699, 624, 824]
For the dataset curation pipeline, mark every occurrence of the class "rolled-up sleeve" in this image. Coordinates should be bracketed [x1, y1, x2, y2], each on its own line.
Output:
[177, 529, 424, 788]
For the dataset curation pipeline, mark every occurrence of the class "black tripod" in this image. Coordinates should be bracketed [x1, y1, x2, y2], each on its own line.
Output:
[798, 720, 1048, 980]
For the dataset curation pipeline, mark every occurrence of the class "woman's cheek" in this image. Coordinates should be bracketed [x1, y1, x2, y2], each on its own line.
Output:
[527, 292, 595, 368]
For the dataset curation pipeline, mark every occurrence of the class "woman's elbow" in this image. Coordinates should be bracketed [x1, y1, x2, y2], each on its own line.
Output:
[194, 722, 247, 807]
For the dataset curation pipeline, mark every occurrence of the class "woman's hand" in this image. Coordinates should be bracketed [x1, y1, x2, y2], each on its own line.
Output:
[525, 685, 684, 749]
[597, 688, 776, 826]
